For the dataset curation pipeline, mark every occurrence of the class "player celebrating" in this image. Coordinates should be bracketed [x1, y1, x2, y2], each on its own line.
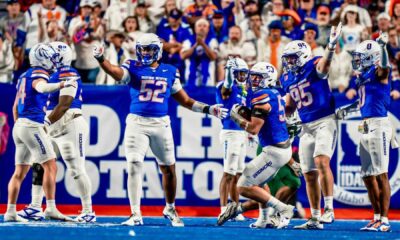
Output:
[217, 62, 294, 228]
[4, 43, 74, 222]
[216, 57, 250, 221]
[17, 42, 96, 223]
[350, 36, 395, 232]
[93, 33, 228, 227]
[280, 23, 342, 229]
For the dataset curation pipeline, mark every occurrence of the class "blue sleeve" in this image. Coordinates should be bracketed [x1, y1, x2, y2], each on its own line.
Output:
[251, 90, 271, 106]
[348, 76, 357, 90]
[16, 29, 27, 47]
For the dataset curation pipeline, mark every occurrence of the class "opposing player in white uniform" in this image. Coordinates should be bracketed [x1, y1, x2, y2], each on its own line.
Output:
[93, 33, 228, 227]
[281, 23, 342, 229]
[216, 58, 250, 221]
[17, 42, 95, 223]
[217, 62, 294, 228]
[4, 43, 74, 222]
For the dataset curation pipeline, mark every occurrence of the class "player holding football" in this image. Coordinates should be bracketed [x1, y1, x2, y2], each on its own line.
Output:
[4, 43, 74, 222]
[348, 35, 396, 232]
[93, 33, 228, 227]
[216, 57, 250, 221]
[17, 42, 96, 223]
[217, 62, 294, 228]
[280, 22, 342, 229]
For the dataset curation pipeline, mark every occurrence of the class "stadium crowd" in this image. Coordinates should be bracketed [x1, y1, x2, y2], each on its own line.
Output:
[0, 0, 399, 99]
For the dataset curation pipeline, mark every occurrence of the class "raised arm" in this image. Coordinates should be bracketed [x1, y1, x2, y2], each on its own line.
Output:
[317, 22, 342, 78]
[376, 32, 391, 83]
[93, 44, 125, 81]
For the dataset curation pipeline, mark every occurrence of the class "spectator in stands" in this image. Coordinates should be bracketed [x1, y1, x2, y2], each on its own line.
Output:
[103, 0, 129, 32]
[38, 18, 67, 43]
[97, 30, 130, 85]
[389, 0, 400, 21]
[333, 0, 372, 33]
[313, 5, 332, 48]
[0, 0, 24, 42]
[156, 0, 179, 35]
[0, 32, 15, 83]
[257, 20, 289, 73]
[219, 0, 236, 28]
[122, 16, 144, 60]
[328, 43, 353, 93]
[211, 10, 229, 44]
[235, 0, 259, 36]
[218, 25, 256, 81]
[388, 26, 400, 83]
[341, 5, 368, 51]
[298, 0, 317, 22]
[243, 13, 267, 47]
[372, 12, 391, 40]
[303, 23, 324, 57]
[180, 18, 218, 87]
[184, 0, 218, 25]
[69, 0, 104, 83]
[279, 9, 303, 40]
[92, 0, 103, 18]
[157, 9, 192, 83]
[261, 0, 285, 27]
[135, 2, 156, 33]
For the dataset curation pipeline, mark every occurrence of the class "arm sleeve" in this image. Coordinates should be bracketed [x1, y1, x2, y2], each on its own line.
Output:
[35, 81, 61, 93]
[171, 73, 183, 94]
[59, 85, 77, 97]
[120, 59, 132, 84]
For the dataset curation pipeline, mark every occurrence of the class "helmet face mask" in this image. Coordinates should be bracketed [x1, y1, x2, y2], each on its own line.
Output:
[282, 53, 302, 73]
[282, 40, 311, 73]
[47, 42, 73, 69]
[233, 69, 249, 85]
[249, 72, 264, 90]
[351, 40, 381, 72]
[29, 43, 58, 72]
[249, 62, 277, 91]
[136, 33, 163, 65]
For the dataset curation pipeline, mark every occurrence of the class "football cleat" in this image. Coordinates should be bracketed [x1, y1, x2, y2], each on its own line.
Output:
[294, 217, 323, 230]
[217, 202, 238, 226]
[320, 208, 335, 224]
[233, 213, 246, 221]
[17, 205, 44, 221]
[75, 211, 96, 223]
[249, 219, 269, 229]
[121, 211, 144, 226]
[360, 220, 379, 231]
[377, 222, 391, 232]
[4, 213, 29, 222]
[277, 205, 294, 229]
[44, 208, 75, 222]
[163, 206, 184, 227]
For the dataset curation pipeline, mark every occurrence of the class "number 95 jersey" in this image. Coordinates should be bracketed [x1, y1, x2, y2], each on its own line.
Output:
[281, 57, 335, 123]
[121, 60, 182, 118]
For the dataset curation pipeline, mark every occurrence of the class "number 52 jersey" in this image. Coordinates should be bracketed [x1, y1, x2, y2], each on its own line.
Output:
[121, 60, 182, 118]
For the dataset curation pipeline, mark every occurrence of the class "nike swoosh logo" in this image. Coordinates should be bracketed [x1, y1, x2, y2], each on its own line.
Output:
[162, 70, 168, 72]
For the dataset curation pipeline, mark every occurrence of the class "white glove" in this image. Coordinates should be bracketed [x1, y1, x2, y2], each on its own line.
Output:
[208, 104, 228, 119]
[376, 31, 388, 47]
[328, 22, 342, 50]
[93, 44, 105, 61]
[225, 58, 237, 69]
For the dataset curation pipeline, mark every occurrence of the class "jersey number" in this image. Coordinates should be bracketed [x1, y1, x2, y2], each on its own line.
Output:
[358, 85, 366, 107]
[289, 81, 313, 109]
[139, 80, 167, 103]
[17, 77, 27, 112]
[277, 95, 286, 122]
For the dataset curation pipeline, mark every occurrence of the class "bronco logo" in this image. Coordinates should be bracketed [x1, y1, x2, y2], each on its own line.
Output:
[334, 112, 400, 206]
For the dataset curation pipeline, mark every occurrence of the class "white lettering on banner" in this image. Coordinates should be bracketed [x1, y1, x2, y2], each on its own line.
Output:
[100, 160, 127, 198]
[175, 162, 194, 199]
[56, 161, 65, 183]
[82, 105, 121, 157]
[176, 106, 223, 159]
[142, 161, 164, 198]
[192, 162, 223, 200]
[65, 161, 100, 197]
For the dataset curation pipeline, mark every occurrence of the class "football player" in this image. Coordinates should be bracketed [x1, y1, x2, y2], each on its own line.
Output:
[349, 35, 396, 232]
[17, 42, 95, 223]
[93, 33, 228, 227]
[216, 57, 250, 221]
[4, 43, 74, 222]
[280, 22, 342, 229]
[217, 62, 294, 228]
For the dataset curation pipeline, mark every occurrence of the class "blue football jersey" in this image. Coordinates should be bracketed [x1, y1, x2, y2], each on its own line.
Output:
[216, 82, 250, 130]
[16, 67, 51, 123]
[47, 66, 83, 111]
[356, 65, 391, 118]
[121, 60, 179, 117]
[281, 57, 335, 123]
[251, 88, 289, 147]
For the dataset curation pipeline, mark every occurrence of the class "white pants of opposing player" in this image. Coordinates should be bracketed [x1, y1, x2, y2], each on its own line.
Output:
[220, 130, 247, 175]
[238, 145, 291, 187]
[13, 118, 56, 165]
[299, 114, 338, 173]
[124, 114, 176, 212]
[359, 117, 393, 177]
[50, 115, 92, 210]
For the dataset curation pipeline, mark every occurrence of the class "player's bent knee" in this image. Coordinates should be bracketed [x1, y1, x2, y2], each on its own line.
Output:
[32, 163, 44, 185]
[60, 142, 75, 161]
[126, 152, 144, 163]
[237, 175, 253, 188]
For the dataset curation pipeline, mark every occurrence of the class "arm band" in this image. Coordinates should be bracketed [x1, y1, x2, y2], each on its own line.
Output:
[380, 45, 390, 69]
[192, 101, 209, 113]
[223, 68, 234, 89]
[35, 81, 61, 93]
[251, 107, 269, 119]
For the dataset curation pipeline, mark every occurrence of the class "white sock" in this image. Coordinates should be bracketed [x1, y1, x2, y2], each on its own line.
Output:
[324, 196, 334, 210]
[74, 171, 93, 212]
[221, 206, 227, 214]
[374, 214, 381, 221]
[259, 207, 268, 221]
[267, 206, 276, 217]
[266, 196, 287, 212]
[31, 185, 44, 208]
[311, 208, 321, 220]
[6, 204, 16, 214]
[166, 202, 175, 209]
[127, 162, 143, 214]
[381, 216, 389, 224]
[46, 199, 56, 209]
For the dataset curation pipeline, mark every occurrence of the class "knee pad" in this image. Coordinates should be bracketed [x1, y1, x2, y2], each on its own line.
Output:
[127, 161, 143, 176]
[32, 163, 44, 186]
[126, 152, 144, 164]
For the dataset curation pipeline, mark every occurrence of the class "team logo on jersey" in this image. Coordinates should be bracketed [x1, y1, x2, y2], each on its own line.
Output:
[334, 112, 400, 206]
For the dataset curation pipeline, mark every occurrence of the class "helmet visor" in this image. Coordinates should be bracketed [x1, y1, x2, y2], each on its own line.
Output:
[282, 53, 300, 72]
[234, 69, 249, 84]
